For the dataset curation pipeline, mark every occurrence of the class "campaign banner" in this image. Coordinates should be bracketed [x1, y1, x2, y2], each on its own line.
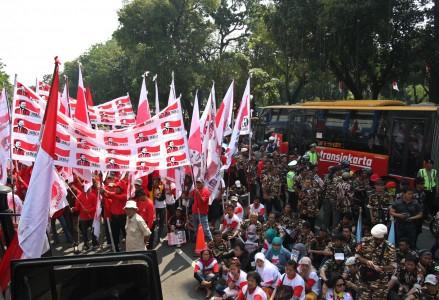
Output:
[11, 82, 190, 172]
[70, 95, 136, 126]
[316, 146, 389, 176]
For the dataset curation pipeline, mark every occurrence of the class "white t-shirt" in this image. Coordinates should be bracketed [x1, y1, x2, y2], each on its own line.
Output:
[234, 202, 244, 220]
[222, 213, 241, 233]
[240, 285, 268, 300]
[249, 203, 265, 217]
[165, 182, 176, 205]
[276, 273, 305, 300]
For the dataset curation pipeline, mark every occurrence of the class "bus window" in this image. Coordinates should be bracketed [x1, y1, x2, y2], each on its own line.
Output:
[278, 110, 289, 123]
[345, 111, 388, 154]
[289, 113, 315, 152]
[390, 119, 426, 177]
[321, 110, 350, 146]
[407, 121, 425, 176]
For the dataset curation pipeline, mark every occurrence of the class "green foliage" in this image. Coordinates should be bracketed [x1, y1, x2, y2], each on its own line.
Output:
[0, 60, 11, 93]
[57, 0, 439, 107]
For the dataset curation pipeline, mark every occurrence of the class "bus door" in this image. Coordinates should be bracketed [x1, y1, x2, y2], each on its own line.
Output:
[389, 117, 427, 177]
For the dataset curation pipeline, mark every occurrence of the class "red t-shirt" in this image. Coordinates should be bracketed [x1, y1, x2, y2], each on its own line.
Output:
[74, 189, 98, 220]
[191, 187, 210, 215]
[137, 197, 155, 229]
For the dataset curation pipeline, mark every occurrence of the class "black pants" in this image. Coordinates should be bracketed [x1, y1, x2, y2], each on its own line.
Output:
[148, 221, 157, 250]
[396, 222, 418, 249]
[79, 219, 98, 246]
[111, 214, 126, 251]
[156, 208, 166, 239]
[425, 189, 437, 217]
[264, 197, 282, 215]
[287, 191, 298, 212]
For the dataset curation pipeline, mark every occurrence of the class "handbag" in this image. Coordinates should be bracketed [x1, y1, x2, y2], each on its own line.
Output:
[359, 244, 386, 282]
[274, 274, 293, 300]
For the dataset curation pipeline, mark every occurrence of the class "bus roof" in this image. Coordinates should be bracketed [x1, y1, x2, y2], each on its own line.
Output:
[261, 100, 439, 112]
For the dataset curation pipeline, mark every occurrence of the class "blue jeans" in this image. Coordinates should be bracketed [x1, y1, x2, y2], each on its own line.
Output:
[193, 214, 212, 242]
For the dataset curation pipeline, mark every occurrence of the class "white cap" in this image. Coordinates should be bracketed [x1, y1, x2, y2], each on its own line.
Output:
[269, 136, 275, 141]
[230, 196, 239, 202]
[124, 200, 138, 210]
[425, 274, 438, 285]
[241, 147, 248, 153]
[371, 224, 388, 238]
[134, 178, 143, 186]
[334, 253, 345, 261]
[288, 160, 298, 167]
[235, 180, 241, 187]
[345, 257, 357, 266]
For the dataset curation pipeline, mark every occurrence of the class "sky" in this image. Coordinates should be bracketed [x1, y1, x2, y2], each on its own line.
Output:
[0, 0, 123, 86]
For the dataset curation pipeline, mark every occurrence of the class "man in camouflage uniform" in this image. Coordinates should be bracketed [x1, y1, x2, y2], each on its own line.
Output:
[408, 274, 439, 299]
[208, 229, 230, 260]
[229, 180, 247, 197]
[352, 168, 372, 220]
[261, 164, 282, 214]
[321, 166, 343, 229]
[335, 172, 355, 226]
[298, 177, 320, 229]
[367, 179, 393, 225]
[357, 224, 397, 300]
[262, 212, 280, 234]
[240, 212, 264, 246]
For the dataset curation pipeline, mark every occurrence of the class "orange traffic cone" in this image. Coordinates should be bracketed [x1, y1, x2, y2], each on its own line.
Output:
[195, 223, 207, 255]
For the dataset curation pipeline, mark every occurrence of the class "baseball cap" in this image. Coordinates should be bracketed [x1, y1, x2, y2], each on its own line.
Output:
[269, 136, 275, 141]
[134, 178, 143, 186]
[385, 181, 397, 189]
[370, 174, 381, 182]
[425, 274, 438, 285]
[230, 196, 239, 202]
[288, 160, 298, 167]
[235, 180, 241, 188]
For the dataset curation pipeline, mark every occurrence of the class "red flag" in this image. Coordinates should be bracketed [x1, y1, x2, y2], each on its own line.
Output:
[18, 56, 60, 259]
[0, 234, 23, 291]
[85, 87, 94, 106]
[136, 75, 152, 124]
[74, 65, 90, 125]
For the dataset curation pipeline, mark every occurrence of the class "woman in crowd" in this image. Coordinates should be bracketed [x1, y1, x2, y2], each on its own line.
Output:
[270, 260, 305, 300]
[325, 276, 353, 300]
[297, 257, 320, 300]
[264, 237, 292, 273]
[194, 249, 220, 298]
[254, 252, 281, 298]
[236, 272, 268, 300]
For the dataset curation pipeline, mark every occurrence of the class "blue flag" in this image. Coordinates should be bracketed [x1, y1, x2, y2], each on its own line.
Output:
[356, 210, 362, 243]
[388, 219, 396, 245]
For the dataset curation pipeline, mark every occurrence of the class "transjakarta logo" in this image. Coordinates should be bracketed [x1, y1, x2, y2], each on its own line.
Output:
[319, 150, 373, 167]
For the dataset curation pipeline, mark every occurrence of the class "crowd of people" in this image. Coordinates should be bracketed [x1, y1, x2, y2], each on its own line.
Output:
[5, 137, 439, 300]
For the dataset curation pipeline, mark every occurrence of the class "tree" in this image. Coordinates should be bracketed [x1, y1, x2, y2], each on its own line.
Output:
[62, 39, 128, 103]
[319, 0, 422, 99]
[0, 59, 11, 91]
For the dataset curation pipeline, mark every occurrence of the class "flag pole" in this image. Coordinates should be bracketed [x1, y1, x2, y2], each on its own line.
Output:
[6, 75, 17, 224]
[247, 79, 252, 208]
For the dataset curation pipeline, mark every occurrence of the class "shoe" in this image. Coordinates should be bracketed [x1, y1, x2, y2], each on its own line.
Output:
[73, 246, 80, 254]
[83, 244, 90, 251]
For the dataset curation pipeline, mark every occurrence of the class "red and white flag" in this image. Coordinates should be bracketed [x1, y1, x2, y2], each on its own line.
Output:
[60, 82, 71, 116]
[74, 65, 90, 125]
[136, 74, 151, 124]
[188, 92, 202, 177]
[50, 171, 68, 217]
[215, 81, 234, 143]
[18, 57, 60, 259]
[223, 78, 250, 169]
[392, 80, 399, 92]
[73, 65, 93, 185]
